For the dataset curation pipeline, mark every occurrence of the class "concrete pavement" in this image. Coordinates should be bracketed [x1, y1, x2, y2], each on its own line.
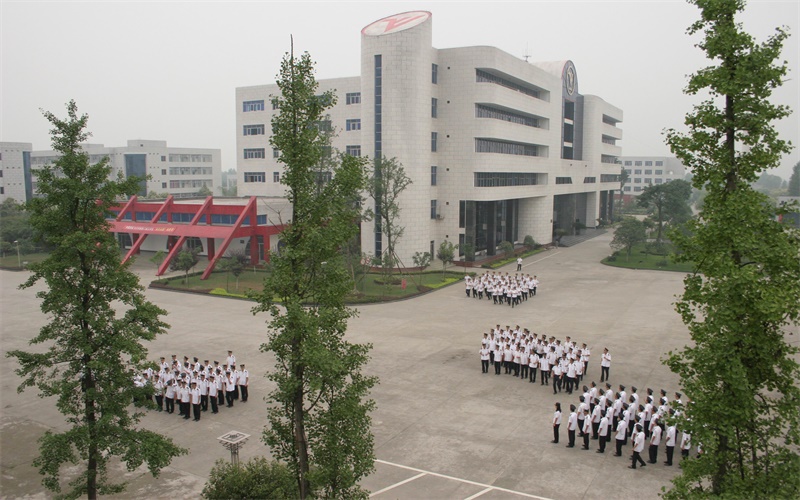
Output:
[1, 232, 697, 499]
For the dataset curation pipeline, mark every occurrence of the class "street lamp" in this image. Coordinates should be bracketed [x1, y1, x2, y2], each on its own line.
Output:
[13, 240, 21, 269]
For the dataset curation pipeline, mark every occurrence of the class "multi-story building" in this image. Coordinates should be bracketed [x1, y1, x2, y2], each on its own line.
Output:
[0, 142, 33, 203]
[619, 156, 686, 203]
[236, 11, 623, 264]
[31, 140, 222, 199]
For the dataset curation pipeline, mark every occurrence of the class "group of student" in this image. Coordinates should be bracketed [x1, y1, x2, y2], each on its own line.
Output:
[552, 383, 694, 470]
[477, 327, 596, 393]
[465, 271, 540, 307]
[132, 350, 249, 423]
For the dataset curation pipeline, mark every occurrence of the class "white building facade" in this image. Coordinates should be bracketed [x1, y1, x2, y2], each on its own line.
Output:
[619, 156, 686, 202]
[31, 140, 222, 199]
[236, 11, 623, 264]
[0, 142, 33, 203]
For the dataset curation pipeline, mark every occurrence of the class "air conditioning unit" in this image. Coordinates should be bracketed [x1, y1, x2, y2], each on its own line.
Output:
[436, 214, 444, 221]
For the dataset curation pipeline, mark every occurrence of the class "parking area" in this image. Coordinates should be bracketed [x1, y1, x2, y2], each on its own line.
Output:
[2, 232, 698, 498]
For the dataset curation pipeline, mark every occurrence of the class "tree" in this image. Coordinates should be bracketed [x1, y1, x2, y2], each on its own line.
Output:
[0, 198, 35, 257]
[366, 156, 412, 277]
[499, 240, 514, 258]
[436, 240, 456, 277]
[223, 248, 249, 291]
[6, 101, 185, 499]
[788, 161, 800, 196]
[169, 246, 200, 284]
[663, 1, 800, 497]
[609, 217, 646, 261]
[202, 458, 296, 500]
[251, 45, 377, 500]
[197, 184, 212, 197]
[636, 179, 693, 244]
[149, 249, 166, 273]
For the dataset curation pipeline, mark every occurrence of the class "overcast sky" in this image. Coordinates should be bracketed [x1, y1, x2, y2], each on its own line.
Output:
[2, 0, 798, 179]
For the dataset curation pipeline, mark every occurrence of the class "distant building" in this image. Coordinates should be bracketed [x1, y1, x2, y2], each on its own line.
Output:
[0, 142, 33, 203]
[236, 11, 624, 264]
[31, 140, 222, 199]
[619, 156, 686, 203]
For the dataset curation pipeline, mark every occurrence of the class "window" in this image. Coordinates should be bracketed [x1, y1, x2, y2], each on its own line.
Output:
[634, 161, 643, 166]
[162, 182, 167, 189]
[431, 166, 437, 186]
[645, 178, 652, 184]
[624, 169, 632, 175]
[432, 63, 438, 84]
[346, 145, 361, 157]
[346, 119, 361, 131]
[161, 169, 167, 175]
[624, 186, 631, 192]
[475, 138, 540, 157]
[655, 170, 663, 175]
[0, 187, 4, 195]
[475, 104, 542, 128]
[431, 132, 438, 152]
[634, 186, 642, 192]
[430, 200, 438, 219]
[346, 92, 361, 105]
[273, 148, 279, 158]
[583, 177, 596, 183]
[243, 100, 265, 112]
[655, 178, 664, 184]
[161, 155, 166, 162]
[634, 178, 642, 183]
[645, 161, 653, 166]
[0, 170, 3, 177]
[655, 161, 664, 166]
[645, 169, 652, 175]
[243, 124, 265, 136]
[555, 177, 573, 184]
[273, 172, 280, 183]
[272, 100, 280, 110]
[474, 172, 539, 187]
[314, 120, 332, 132]
[243, 148, 265, 159]
[634, 169, 642, 175]
[601, 174, 621, 183]
[624, 161, 632, 166]
[431, 98, 438, 118]
[244, 172, 266, 183]
[476, 69, 545, 100]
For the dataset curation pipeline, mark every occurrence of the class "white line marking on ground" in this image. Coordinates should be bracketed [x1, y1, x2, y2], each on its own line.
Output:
[375, 459, 553, 500]
[524, 251, 561, 268]
[464, 486, 494, 500]
[369, 472, 427, 497]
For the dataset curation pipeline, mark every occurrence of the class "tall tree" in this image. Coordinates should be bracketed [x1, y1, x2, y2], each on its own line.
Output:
[609, 217, 646, 261]
[6, 101, 185, 499]
[664, 1, 800, 497]
[788, 161, 800, 196]
[636, 179, 693, 244]
[366, 155, 412, 276]
[251, 46, 377, 500]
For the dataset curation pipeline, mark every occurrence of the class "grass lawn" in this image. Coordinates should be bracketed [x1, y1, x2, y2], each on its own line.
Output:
[151, 268, 467, 303]
[601, 244, 695, 273]
[0, 252, 49, 269]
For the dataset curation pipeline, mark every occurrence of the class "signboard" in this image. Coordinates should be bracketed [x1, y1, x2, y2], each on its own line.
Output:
[362, 11, 431, 36]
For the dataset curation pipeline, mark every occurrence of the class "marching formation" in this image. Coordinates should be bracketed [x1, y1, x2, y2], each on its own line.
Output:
[465, 271, 540, 307]
[132, 350, 249, 422]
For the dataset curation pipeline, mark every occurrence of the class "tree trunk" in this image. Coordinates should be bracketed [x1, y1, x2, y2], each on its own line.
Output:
[293, 349, 310, 499]
[85, 364, 98, 500]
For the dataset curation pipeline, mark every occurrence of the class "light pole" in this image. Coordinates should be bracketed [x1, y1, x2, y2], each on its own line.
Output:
[14, 240, 21, 269]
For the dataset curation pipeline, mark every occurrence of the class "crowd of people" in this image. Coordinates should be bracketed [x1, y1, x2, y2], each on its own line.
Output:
[477, 327, 693, 470]
[465, 271, 540, 307]
[132, 350, 249, 422]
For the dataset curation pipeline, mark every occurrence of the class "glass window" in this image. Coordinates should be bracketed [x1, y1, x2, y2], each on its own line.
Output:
[346, 119, 361, 131]
[431, 132, 438, 152]
[634, 178, 642, 183]
[430, 199, 438, 219]
[655, 170, 663, 175]
[432, 63, 438, 84]
[634, 169, 642, 175]
[243, 148, 265, 159]
[243, 124, 265, 136]
[431, 166, 437, 186]
[346, 92, 361, 105]
[346, 145, 361, 157]
[273, 148, 279, 158]
[475, 138, 540, 157]
[244, 172, 266, 183]
[634, 161, 643, 166]
[624, 161, 632, 166]
[655, 161, 664, 166]
[645, 161, 653, 166]
[645, 178, 652, 184]
[475, 104, 541, 128]
[243, 100, 265, 112]
[431, 98, 438, 118]
[645, 169, 652, 175]
[655, 178, 664, 184]
[273, 172, 280, 183]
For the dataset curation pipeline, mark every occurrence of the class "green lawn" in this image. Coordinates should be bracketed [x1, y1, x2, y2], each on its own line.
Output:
[601, 244, 695, 273]
[0, 252, 49, 269]
[152, 268, 466, 303]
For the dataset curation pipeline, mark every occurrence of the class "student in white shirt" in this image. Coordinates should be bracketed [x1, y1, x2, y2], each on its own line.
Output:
[552, 402, 562, 444]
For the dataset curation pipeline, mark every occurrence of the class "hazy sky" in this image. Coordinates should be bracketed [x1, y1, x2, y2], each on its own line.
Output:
[2, 0, 798, 179]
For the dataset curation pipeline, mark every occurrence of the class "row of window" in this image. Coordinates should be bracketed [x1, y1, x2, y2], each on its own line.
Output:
[245, 146, 361, 160]
[244, 171, 281, 183]
[116, 211, 268, 225]
[624, 160, 664, 167]
[632, 178, 666, 184]
[476, 69, 543, 100]
[243, 124, 265, 136]
[475, 138, 540, 157]
[475, 104, 541, 128]
[625, 169, 664, 175]
[169, 154, 213, 163]
[168, 167, 213, 176]
[169, 179, 212, 189]
[245, 93, 363, 113]
[474, 172, 539, 187]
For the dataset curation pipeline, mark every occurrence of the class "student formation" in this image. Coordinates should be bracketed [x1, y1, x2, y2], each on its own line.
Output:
[464, 270, 539, 307]
[132, 350, 249, 422]
[478, 327, 695, 470]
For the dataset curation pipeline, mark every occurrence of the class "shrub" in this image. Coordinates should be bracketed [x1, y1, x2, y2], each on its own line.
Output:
[523, 235, 536, 248]
[202, 457, 297, 500]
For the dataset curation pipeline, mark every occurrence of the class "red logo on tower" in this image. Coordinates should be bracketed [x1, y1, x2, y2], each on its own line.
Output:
[362, 11, 431, 36]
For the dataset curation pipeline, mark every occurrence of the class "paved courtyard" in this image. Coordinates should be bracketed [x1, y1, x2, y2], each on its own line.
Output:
[1, 232, 710, 498]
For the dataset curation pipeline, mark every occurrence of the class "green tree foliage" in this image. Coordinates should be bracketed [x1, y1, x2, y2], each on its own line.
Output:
[0, 198, 35, 256]
[663, 1, 800, 497]
[6, 101, 185, 499]
[788, 161, 800, 196]
[202, 458, 297, 500]
[223, 248, 249, 291]
[149, 249, 166, 271]
[436, 240, 456, 276]
[251, 46, 377, 500]
[499, 240, 514, 258]
[610, 217, 646, 261]
[169, 247, 200, 284]
[636, 179, 693, 244]
[366, 155, 412, 276]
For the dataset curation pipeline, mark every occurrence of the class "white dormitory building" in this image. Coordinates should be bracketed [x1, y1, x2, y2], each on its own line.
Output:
[620, 156, 686, 202]
[236, 11, 624, 264]
[0, 140, 222, 203]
